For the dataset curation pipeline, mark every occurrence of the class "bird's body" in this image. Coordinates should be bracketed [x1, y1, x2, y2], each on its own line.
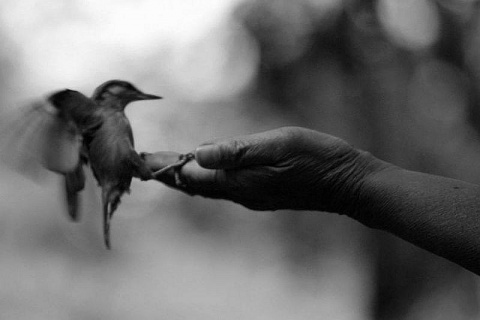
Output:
[82, 109, 137, 249]
[4, 80, 161, 248]
[66, 80, 160, 248]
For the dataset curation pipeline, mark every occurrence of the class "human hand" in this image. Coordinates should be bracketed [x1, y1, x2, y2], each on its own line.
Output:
[142, 127, 389, 214]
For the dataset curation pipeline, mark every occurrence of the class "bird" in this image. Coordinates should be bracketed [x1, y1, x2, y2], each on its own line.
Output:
[1, 80, 162, 249]
[84, 80, 161, 249]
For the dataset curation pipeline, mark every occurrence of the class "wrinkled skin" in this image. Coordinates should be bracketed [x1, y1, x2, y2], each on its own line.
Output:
[143, 127, 480, 275]
[143, 127, 388, 214]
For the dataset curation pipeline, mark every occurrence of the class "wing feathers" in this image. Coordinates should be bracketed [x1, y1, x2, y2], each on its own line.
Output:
[0, 99, 82, 179]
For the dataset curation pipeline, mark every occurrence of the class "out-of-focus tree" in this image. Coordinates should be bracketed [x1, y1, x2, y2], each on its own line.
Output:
[1, 0, 479, 319]
[233, 0, 480, 319]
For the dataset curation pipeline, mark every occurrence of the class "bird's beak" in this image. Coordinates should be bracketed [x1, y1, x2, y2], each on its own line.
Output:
[132, 92, 162, 101]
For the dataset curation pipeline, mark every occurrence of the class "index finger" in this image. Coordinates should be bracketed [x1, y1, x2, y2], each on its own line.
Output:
[142, 151, 221, 191]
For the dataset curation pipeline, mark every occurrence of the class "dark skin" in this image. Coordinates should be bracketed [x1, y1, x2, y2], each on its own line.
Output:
[143, 126, 480, 275]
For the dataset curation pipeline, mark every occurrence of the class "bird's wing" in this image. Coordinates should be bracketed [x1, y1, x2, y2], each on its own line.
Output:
[129, 149, 152, 180]
[64, 162, 86, 221]
[0, 99, 82, 180]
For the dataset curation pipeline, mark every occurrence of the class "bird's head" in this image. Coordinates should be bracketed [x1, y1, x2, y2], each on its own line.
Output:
[91, 80, 162, 110]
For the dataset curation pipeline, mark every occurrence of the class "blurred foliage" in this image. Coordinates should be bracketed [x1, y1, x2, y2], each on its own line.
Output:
[0, 0, 479, 319]
[234, 0, 480, 319]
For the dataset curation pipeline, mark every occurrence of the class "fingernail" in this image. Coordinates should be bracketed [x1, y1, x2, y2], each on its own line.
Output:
[195, 144, 219, 167]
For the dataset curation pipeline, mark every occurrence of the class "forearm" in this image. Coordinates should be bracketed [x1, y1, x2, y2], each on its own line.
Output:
[353, 165, 480, 275]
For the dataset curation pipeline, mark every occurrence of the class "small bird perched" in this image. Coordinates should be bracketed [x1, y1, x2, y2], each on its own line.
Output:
[2, 80, 162, 249]
[85, 80, 161, 249]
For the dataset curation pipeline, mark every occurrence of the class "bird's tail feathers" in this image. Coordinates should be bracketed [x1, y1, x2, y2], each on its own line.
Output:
[102, 187, 123, 249]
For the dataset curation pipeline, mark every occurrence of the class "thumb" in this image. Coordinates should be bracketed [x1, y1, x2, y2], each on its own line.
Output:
[195, 130, 288, 169]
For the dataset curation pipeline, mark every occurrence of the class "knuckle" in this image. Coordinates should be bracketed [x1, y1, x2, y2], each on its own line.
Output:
[277, 126, 305, 150]
[227, 139, 248, 164]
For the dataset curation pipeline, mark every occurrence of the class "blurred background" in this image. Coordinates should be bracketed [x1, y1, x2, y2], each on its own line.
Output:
[0, 0, 479, 319]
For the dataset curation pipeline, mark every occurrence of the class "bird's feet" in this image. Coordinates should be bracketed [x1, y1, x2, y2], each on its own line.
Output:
[135, 158, 155, 181]
[152, 152, 195, 187]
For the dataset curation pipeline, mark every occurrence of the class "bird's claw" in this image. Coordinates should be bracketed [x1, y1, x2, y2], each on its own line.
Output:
[152, 152, 195, 187]
[139, 152, 151, 159]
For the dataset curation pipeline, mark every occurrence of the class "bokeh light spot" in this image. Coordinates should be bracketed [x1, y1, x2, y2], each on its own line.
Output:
[377, 0, 441, 51]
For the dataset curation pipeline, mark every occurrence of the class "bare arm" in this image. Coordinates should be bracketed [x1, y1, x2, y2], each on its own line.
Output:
[356, 166, 480, 275]
[143, 127, 480, 275]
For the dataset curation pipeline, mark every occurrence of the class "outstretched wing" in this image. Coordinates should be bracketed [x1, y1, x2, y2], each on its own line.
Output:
[0, 99, 82, 180]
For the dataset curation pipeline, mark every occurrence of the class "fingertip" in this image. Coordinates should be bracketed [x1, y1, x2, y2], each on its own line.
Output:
[195, 144, 220, 168]
[142, 151, 181, 171]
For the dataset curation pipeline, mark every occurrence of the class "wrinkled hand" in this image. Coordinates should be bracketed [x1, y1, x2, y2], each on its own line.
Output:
[142, 127, 388, 213]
